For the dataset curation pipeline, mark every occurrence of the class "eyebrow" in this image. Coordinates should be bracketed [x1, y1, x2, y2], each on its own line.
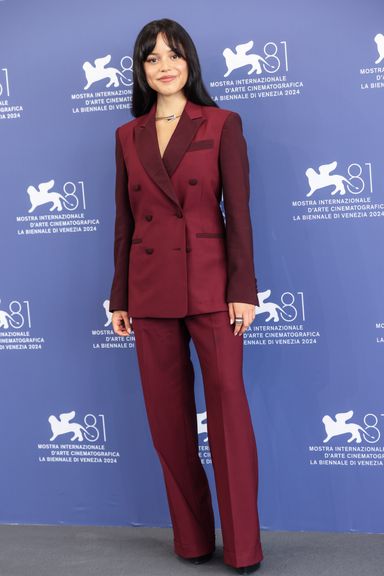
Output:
[147, 48, 176, 56]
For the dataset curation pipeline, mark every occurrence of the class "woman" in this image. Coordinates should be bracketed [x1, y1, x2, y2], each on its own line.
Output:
[109, 18, 263, 574]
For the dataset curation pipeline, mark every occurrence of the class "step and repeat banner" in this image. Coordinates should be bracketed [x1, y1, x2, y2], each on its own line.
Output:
[1, 0, 383, 532]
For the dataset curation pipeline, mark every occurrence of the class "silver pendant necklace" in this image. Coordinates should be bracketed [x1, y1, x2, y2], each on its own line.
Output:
[155, 113, 182, 122]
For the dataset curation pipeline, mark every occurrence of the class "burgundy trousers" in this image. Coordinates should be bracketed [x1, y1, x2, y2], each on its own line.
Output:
[132, 311, 263, 568]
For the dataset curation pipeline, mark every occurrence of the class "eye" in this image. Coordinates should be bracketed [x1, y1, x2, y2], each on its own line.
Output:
[146, 56, 158, 64]
[170, 53, 180, 60]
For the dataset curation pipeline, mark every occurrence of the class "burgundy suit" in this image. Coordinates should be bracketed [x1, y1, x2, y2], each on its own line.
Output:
[109, 100, 263, 568]
[109, 100, 259, 315]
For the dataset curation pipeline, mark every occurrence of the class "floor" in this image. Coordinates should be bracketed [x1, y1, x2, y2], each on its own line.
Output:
[0, 525, 383, 576]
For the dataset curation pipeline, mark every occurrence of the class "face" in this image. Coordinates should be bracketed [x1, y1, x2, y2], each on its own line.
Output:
[143, 33, 188, 97]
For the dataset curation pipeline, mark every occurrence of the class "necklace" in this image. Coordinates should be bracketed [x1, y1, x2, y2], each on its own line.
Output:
[155, 113, 182, 122]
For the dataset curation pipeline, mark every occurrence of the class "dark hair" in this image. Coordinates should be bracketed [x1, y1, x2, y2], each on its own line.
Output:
[131, 18, 218, 117]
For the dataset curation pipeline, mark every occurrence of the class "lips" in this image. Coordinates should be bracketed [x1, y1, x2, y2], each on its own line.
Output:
[158, 76, 176, 82]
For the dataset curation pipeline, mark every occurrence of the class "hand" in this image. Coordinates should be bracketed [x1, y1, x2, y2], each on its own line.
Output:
[112, 310, 132, 336]
[228, 302, 256, 336]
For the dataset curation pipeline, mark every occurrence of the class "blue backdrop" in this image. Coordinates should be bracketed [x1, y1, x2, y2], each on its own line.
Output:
[1, 0, 384, 533]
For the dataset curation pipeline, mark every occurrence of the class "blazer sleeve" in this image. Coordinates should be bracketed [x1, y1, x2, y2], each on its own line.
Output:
[219, 112, 259, 307]
[109, 127, 134, 313]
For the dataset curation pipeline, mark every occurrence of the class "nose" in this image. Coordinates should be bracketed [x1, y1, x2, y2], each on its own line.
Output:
[159, 56, 171, 72]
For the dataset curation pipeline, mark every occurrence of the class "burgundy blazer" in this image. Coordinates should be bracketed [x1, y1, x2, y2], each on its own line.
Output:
[109, 100, 259, 317]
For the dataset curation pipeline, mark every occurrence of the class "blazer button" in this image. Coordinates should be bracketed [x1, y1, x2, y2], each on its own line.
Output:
[175, 211, 183, 218]
[133, 184, 141, 191]
[145, 248, 154, 255]
[145, 215, 153, 221]
[189, 178, 198, 186]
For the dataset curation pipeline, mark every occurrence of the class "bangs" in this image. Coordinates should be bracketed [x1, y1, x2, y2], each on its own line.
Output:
[140, 29, 186, 61]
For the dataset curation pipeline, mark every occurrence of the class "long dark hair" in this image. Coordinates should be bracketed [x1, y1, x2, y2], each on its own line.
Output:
[131, 18, 218, 117]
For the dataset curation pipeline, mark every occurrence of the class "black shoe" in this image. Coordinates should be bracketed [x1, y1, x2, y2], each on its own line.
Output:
[180, 551, 214, 565]
[236, 562, 261, 574]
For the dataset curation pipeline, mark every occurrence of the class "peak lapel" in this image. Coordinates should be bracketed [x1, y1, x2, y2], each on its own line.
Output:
[163, 101, 205, 177]
[134, 105, 180, 208]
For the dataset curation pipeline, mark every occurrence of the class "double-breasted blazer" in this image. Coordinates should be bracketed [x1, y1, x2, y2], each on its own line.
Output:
[109, 100, 259, 317]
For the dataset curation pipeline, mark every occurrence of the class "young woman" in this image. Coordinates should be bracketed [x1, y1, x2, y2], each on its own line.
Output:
[110, 18, 263, 574]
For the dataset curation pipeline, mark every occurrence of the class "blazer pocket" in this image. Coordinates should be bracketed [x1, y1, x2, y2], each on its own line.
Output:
[188, 139, 214, 152]
[196, 232, 225, 238]
[131, 238, 143, 244]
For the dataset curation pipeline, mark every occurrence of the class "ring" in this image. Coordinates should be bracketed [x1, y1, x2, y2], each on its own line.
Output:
[235, 317, 243, 323]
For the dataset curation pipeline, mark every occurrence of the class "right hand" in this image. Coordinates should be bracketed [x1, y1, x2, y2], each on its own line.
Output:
[112, 310, 132, 336]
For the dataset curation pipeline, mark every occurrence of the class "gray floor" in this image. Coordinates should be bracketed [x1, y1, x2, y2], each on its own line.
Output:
[0, 525, 383, 576]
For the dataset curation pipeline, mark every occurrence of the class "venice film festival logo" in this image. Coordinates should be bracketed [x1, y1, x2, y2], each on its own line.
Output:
[91, 299, 135, 350]
[308, 410, 384, 468]
[244, 289, 320, 347]
[49, 411, 100, 442]
[291, 160, 384, 223]
[37, 410, 121, 465]
[360, 32, 384, 92]
[70, 54, 133, 115]
[223, 41, 279, 77]
[0, 66, 24, 121]
[27, 179, 83, 213]
[0, 298, 45, 351]
[209, 39, 303, 102]
[16, 179, 101, 236]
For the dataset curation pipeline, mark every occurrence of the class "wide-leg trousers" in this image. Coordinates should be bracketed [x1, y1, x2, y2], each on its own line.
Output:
[132, 311, 263, 568]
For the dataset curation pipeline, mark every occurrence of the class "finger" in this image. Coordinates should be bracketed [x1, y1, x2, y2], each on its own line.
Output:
[111, 315, 119, 335]
[238, 306, 254, 335]
[239, 319, 249, 336]
[228, 303, 235, 325]
[114, 321, 127, 336]
[231, 304, 240, 335]
[112, 313, 130, 336]
[118, 312, 132, 335]
[234, 315, 243, 335]
[122, 314, 132, 335]
[238, 316, 247, 335]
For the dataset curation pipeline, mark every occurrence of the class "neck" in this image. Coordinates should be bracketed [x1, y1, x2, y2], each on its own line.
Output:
[156, 93, 187, 117]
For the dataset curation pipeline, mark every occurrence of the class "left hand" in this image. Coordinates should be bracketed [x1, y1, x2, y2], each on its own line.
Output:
[228, 302, 256, 336]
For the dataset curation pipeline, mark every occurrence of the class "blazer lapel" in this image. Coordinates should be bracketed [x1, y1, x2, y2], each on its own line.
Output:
[134, 101, 206, 206]
[163, 101, 205, 177]
[134, 104, 180, 208]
